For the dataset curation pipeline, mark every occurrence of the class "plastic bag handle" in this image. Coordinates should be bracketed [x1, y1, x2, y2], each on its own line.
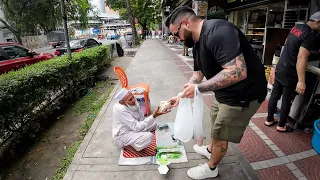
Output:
[195, 85, 200, 96]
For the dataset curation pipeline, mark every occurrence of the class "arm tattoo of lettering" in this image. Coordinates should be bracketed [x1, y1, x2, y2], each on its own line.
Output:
[197, 54, 247, 92]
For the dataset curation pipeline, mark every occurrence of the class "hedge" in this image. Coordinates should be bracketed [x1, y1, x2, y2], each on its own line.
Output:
[0, 45, 112, 162]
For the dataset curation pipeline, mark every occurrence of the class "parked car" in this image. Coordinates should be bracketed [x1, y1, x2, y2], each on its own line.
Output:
[0, 42, 54, 74]
[50, 41, 65, 48]
[54, 38, 102, 56]
[47, 31, 65, 48]
[107, 34, 120, 40]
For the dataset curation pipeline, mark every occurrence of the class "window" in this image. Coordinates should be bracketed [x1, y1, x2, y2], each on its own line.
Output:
[2, 46, 29, 59]
[87, 39, 99, 47]
[0, 51, 6, 61]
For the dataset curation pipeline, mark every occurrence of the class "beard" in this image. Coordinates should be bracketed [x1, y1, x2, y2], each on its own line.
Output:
[126, 101, 140, 112]
[183, 30, 194, 48]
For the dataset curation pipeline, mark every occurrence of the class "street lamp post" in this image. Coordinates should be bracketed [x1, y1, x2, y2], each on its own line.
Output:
[60, 0, 72, 60]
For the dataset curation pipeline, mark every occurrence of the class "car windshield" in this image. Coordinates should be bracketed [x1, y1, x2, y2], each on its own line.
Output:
[62, 40, 85, 47]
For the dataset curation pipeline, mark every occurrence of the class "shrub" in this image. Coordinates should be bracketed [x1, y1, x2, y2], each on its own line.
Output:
[0, 45, 111, 161]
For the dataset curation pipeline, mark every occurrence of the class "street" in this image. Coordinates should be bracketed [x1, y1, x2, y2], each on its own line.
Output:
[33, 38, 125, 55]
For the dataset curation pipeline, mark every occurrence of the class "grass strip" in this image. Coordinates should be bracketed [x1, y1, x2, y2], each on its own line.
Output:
[52, 80, 114, 180]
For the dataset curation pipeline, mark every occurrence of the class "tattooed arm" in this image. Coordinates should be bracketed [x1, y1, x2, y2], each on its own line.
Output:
[188, 71, 204, 84]
[197, 54, 247, 93]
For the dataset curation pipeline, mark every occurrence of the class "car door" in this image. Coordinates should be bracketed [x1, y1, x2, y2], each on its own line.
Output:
[86, 39, 99, 48]
[0, 45, 42, 72]
[0, 50, 9, 73]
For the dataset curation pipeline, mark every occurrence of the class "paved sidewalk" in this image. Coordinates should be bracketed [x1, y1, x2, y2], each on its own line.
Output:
[63, 39, 258, 180]
[164, 41, 320, 180]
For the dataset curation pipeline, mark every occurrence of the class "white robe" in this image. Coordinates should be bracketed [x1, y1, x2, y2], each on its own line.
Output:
[112, 102, 156, 151]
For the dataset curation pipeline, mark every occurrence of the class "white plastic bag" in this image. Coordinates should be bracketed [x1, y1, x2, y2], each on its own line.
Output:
[193, 85, 204, 146]
[174, 97, 193, 142]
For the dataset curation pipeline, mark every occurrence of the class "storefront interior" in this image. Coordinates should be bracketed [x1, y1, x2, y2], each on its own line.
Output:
[233, 2, 286, 62]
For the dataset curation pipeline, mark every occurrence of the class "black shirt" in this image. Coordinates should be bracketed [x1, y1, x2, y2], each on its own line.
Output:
[276, 24, 317, 87]
[193, 19, 267, 107]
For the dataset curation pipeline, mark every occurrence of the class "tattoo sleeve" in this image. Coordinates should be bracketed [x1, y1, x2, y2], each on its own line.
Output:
[188, 71, 204, 84]
[189, 76, 199, 84]
[197, 54, 247, 93]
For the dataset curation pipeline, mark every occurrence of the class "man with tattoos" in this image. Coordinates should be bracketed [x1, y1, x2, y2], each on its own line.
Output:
[165, 6, 267, 179]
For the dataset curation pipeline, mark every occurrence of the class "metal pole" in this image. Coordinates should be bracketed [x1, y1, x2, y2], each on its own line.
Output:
[60, 0, 72, 60]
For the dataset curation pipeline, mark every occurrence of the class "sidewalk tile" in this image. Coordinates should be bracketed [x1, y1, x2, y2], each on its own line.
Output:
[292, 169, 304, 178]
[288, 155, 298, 162]
[238, 127, 277, 163]
[264, 140, 275, 146]
[274, 150, 285, 157]
[251, 162, 262, 170]
[270, 145, 280, 151]
[294, 155, 320, 180]
[266, 159, 276, 167]
[256, 164, 297, 180]
[286, 163, 298, 171]
[280, 156, 290, 163]
[273, 158, 284, 166]
[258, 161, 269, 169]
[298, 177, 308, 180]
[252, 117, 313, 155]
[256, 101, 268, 113]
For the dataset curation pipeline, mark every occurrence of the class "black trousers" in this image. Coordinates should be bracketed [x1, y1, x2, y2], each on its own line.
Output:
[267, 79, 297, 127]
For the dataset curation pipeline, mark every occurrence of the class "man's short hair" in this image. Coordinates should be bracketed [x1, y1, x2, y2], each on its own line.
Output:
[165, 6, 197, 28]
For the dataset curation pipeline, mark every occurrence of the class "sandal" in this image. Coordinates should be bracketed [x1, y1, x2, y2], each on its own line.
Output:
[277, 124, 294, 132]
[264, 120, 278, 126]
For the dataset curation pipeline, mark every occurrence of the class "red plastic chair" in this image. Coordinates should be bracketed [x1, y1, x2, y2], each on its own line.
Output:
[114, 66, 150, 116]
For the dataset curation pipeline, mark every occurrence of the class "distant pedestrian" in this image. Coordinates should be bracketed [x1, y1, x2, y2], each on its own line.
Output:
[151, 30, 155, 39]
[182, 45, 189, 56]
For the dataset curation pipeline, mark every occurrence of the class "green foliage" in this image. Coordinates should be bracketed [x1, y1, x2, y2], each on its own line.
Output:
[79, 83, 113, 137]
[73, 81, 111, 115]
[68, 27, 76, 38]
[52, 79, 114, 180]
[0, 45, 112, 144]
[0, 0, 91, 43]
[106, 0, 162, 31]
[51, 141, 81, 180]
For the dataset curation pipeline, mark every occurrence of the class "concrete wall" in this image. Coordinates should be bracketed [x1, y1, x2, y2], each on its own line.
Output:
[22, 35, 48, 49]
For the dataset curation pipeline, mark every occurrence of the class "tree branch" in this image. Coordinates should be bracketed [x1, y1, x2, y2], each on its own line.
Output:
[0, 0, 15, 18]
[0, 17, 17, 34]
[18, 0, 31, 16]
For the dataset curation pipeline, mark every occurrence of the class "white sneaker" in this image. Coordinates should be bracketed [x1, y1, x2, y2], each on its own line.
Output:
[187, 163, 218, 179]
[193, 144, 211, 159]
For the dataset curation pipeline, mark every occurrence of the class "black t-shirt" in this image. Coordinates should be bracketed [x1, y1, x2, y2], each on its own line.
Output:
[193, 19, 267, 107]
[276, 24, 317, 87]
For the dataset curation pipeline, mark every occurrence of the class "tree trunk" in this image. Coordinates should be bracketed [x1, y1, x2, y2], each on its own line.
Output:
[142, 24, 147, 40]
[125, 0, 140, 46]
[15, 34, 23, 45]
